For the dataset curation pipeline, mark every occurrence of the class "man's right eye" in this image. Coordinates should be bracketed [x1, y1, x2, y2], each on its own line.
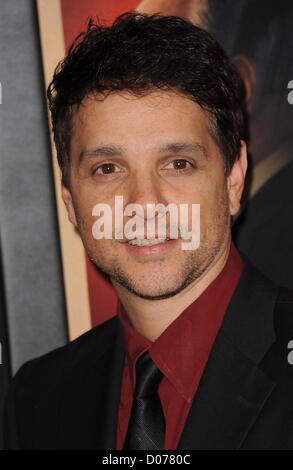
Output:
[94, 163, 120, 175]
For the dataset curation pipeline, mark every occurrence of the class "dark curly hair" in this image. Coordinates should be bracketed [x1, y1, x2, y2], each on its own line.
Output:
[47, 11, 245, 188]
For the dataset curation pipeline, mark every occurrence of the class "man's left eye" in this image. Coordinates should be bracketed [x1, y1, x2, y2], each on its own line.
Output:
[165, 159, 194, 170]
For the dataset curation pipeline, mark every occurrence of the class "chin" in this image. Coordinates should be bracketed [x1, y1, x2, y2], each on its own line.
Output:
[115, 272, 189, 300]
[128, 286, 181, 301]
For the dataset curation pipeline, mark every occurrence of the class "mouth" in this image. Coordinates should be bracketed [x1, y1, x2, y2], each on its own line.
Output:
[121, 237, 178, 256]
[127, 237, 174, 246]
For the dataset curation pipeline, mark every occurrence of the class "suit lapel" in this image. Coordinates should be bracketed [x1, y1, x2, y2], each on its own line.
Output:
[177, 332, 276, 449]
[96, 322, 125, 449]
[178, 263, 278, 450]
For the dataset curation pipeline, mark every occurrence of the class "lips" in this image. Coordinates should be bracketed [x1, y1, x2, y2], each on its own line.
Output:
[122, 237, 178, 256]
[127, 237, 173, 246]
[119, 235, 176, 244]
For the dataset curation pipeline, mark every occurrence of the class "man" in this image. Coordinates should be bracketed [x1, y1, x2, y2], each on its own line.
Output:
[3, 12, 293, 450]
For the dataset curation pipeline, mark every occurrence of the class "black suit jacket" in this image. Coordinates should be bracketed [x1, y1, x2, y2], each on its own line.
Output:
[3, 262, 293, 450]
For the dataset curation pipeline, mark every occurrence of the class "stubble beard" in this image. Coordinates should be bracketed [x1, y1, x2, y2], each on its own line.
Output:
[77, 190, 231, 301]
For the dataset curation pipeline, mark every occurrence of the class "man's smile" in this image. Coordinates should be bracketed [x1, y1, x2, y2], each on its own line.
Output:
[120, 237, 178, 257]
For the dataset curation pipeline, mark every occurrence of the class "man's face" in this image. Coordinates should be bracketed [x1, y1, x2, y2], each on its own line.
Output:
[63, 90, 243, 300]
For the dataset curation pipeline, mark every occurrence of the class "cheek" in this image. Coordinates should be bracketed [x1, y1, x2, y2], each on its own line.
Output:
[72, 201, 95, 243]
[72, 189, 100, 223]
[199, 180, 228, 225]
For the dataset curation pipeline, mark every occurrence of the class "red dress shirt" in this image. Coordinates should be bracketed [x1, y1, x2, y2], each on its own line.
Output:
[116, 242, 243, 450]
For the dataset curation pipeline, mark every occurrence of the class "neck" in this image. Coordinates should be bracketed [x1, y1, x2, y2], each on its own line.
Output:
[113, 238, 231, 342]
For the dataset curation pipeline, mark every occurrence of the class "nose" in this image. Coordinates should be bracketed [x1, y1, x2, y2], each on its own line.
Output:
[124, 172, 167, 220]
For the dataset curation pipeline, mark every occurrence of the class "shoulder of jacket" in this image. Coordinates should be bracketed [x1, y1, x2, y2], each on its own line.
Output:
[11, 314, 119, 391]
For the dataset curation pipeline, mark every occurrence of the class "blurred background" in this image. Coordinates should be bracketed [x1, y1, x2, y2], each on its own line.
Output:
[0, 0, 293, 447]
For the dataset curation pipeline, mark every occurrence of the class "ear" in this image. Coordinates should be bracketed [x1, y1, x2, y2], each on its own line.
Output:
[61, 184, 78, 227]
[232, 54, 256, 107]
[227, 140, 248, 216]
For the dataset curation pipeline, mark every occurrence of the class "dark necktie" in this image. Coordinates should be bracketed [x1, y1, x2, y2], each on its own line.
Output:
[123, 351, 166, 450]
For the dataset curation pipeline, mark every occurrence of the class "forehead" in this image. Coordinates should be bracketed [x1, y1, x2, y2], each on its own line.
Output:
[70, 90, 214, 154]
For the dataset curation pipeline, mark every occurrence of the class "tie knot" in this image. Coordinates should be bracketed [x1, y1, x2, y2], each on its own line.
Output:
[134, 351, 163, 398]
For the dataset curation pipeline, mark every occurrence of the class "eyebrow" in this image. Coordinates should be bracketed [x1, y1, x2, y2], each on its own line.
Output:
[158, 141, 208, 159]
[78, 140, 209, 165]
[79, 145, 126, 164]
